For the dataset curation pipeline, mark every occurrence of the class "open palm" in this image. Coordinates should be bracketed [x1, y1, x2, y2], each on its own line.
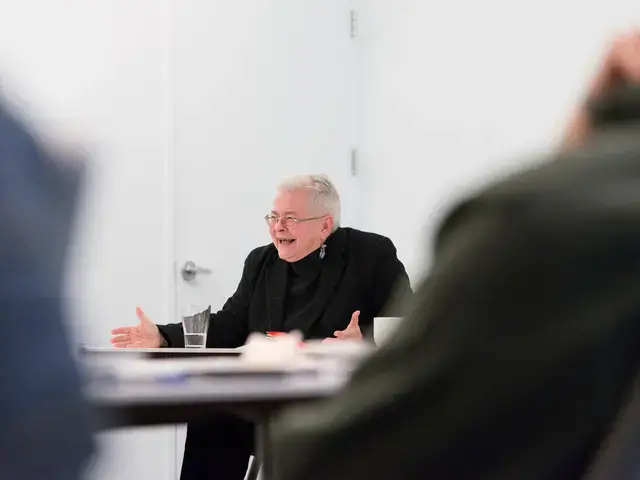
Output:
[110, 307, 162, 348]
[323, 310, 363, 343]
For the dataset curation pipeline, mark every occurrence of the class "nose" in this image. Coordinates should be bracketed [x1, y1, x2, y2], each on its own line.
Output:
[272, 218, 287, 232]
[275, 217, 288, 229]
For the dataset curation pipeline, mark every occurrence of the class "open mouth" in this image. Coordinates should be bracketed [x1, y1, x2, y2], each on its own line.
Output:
[278, 238, 296, 245]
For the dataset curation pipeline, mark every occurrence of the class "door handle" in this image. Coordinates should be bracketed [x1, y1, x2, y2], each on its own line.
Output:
[181, 261, 212, 282]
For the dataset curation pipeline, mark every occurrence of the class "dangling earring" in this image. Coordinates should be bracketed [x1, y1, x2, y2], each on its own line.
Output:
[319, 243, 326, 260]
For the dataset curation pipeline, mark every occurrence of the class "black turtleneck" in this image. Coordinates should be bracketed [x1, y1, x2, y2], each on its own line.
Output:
[282, 246, 324, 331]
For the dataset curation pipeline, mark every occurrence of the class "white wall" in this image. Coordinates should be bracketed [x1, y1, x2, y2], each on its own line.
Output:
[356, 0, 640, 284]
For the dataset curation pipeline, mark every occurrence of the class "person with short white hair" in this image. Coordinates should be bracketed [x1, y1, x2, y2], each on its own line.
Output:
[111, 173, 412, 480]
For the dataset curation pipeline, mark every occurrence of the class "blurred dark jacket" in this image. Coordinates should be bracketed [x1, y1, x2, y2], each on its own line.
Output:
[270, 86, 640, 479]
[0, 99, 94, 478]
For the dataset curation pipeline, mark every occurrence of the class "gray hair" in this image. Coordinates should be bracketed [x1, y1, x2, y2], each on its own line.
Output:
[277, 174, 341, 231]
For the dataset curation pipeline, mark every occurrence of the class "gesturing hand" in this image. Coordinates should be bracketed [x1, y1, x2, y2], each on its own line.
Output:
[323, 310, 363, 343]
[110, 306, 162, 348]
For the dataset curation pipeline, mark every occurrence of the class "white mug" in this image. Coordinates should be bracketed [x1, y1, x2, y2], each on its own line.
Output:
[373, 317, 404, 345]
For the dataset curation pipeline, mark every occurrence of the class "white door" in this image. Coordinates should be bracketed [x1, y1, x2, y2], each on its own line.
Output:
[171, 0, 359, 473]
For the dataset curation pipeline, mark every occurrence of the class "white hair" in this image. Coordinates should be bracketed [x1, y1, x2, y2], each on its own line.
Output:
[277, 174, 341, 231]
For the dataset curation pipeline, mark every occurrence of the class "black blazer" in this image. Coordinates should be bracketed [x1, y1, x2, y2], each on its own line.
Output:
[158, 227, 411, 348]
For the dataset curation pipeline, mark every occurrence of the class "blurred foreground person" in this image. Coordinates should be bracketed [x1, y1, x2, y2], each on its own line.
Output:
[0, 97, 94, 478]
[270, 31, 640, 480]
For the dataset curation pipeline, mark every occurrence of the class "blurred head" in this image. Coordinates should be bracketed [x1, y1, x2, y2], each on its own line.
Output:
[265, 174, 341, 262]
[561, 31, 640, 150]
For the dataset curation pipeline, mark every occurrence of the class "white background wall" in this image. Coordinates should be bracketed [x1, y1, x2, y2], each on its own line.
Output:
[356, 0, 640, 284]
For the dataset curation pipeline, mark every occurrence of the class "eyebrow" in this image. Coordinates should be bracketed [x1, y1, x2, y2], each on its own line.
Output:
[270, 210, 298, 216]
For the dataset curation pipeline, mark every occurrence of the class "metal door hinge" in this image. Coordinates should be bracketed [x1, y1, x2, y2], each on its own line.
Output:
[350, 148, 358, 176]
[350, 10, 357, 39]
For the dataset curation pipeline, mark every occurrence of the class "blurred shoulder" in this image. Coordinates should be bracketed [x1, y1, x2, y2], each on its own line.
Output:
[434, 127, 640, 256]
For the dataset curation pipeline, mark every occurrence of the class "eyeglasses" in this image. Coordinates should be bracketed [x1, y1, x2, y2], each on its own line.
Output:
[264, 213, 326, 228]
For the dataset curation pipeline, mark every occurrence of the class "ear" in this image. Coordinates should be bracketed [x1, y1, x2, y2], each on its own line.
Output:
[321, 215, 334, 238]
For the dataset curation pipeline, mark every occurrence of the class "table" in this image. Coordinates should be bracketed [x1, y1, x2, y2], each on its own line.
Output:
[82, 347, 350, 479]
[80, 345, 242, 358]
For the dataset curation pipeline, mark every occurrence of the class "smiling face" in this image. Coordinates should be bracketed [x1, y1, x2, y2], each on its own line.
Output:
[268, 188, 334, 262]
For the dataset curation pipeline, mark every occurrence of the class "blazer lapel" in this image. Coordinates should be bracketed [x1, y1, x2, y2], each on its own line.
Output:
[265, 257, 288, 332]
[293, 229, 348, 335]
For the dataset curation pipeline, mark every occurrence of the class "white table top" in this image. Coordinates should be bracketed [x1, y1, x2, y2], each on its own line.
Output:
[80, 342, 373, 358]
[80, 346, 242, 354]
